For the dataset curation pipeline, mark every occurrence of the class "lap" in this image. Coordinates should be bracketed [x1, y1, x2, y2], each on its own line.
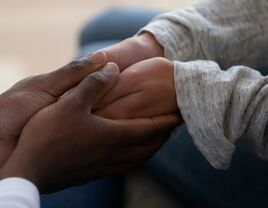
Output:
[146, 120, 268, 208]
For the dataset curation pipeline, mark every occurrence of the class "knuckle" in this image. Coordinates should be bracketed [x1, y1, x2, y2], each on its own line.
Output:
[66, 58, 91, 73]
[67, 60, 81, 72]
[86, 72, 107, 88]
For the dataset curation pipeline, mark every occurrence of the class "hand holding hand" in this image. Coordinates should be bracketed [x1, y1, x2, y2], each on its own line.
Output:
[95, 57, 182, 122]
[0, 63, 179, 193]
[0, 51, 107, 167]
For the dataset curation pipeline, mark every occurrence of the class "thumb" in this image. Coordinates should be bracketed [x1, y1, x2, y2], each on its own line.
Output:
[43, 51, 107, 97]
[69, 62, 120, 107]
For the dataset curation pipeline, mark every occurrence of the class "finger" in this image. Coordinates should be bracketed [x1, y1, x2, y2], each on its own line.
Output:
[43, 51, 107, 97]
[68, 62, 120, 107]
[94, 91, 145, 119]
[111, 114, 180, 146]
[94, 67, 142, 110]
[95, 90, 177, 119]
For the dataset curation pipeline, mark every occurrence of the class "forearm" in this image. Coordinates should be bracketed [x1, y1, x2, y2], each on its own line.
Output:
[135, 32, 164, 58]
[139, 0, 268, 69]
[102, 32, 164, 71]
[173, 60, 268, 169]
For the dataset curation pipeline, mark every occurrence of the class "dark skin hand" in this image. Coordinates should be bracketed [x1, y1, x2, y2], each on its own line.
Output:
[0, 51, 107, 167]
[0, 63, 179, 194]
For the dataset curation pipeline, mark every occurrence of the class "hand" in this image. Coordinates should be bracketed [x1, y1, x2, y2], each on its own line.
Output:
[95, 57, 182, 122]
[101, 32, 163, 71]
[0, 51, 106, 167]
[0, 63, 179, 193]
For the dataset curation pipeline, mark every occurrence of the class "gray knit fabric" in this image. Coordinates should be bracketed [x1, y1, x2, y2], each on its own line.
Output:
[139, 0, 268, 169]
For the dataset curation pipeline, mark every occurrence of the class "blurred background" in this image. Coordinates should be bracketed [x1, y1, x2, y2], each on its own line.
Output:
[0, 0, 194, 93]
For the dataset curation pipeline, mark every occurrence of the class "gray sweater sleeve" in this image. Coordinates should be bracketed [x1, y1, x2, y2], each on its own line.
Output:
[139, 0, 268, 69]
[174, 60, 268, 169]
[138, 0, 268, 169]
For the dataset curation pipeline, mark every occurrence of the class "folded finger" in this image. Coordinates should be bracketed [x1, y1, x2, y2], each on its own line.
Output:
[94, 69, 142, 110]
[111, 114, 180, 146]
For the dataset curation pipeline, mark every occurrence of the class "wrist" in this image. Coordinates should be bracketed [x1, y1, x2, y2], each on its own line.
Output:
[135, 32, 164, 58]
[0, 152, 40, 189]
[102, 32, 164, 71]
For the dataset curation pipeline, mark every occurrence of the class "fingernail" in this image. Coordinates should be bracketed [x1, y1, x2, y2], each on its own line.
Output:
[88, 51, 106, 64]
[102, 62, 119, 74]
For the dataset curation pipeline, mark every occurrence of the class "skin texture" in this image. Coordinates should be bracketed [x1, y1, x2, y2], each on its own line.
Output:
[0, 51, 107, 167]
[0, 63, 179, 194]
[0, 32, 180, 194]
[93, 33, 183, 122]
[95, 57, 182, 122]
[102, 32, 164, 71]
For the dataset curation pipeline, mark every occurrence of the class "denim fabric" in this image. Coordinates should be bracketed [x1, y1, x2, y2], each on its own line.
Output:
[146, 123, 268, 208]
[41, 177, 123, 208]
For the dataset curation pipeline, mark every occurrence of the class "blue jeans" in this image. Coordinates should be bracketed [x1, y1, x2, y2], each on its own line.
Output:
[42, 7, 268, 208]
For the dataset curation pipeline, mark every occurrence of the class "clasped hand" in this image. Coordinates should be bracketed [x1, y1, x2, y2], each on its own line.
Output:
[94, 57, 179, 119]
[93, 32, 182, 121]
[0, 41, 181, 193]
